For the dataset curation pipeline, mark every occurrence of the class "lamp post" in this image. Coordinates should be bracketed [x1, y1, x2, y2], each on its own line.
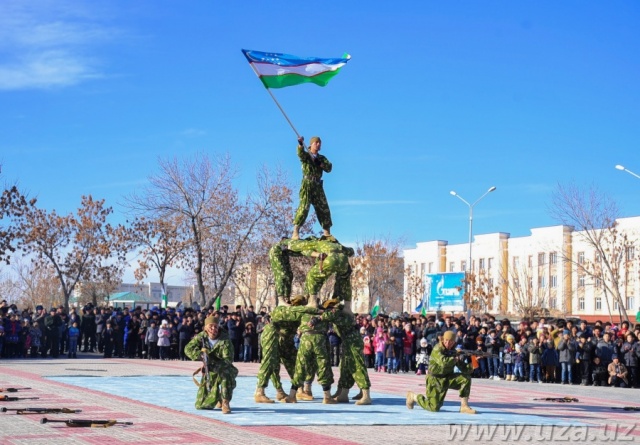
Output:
[615, 164, 640, 180]
[450, 186, 497, 313]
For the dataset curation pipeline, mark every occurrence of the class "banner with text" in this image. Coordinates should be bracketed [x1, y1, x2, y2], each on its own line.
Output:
[421, 272, 465, 312]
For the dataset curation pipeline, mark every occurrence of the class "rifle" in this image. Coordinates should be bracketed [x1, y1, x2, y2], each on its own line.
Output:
[533, 397, 579, 403]
[40, 417, 133, 428]
[612, 406, 640, 411]
[0, 387, 31, 393]
[192, 336, 211, 388]
[1, 407, 81, 415]
[442, 349, 500, 370]
[0, 396, 39, 402]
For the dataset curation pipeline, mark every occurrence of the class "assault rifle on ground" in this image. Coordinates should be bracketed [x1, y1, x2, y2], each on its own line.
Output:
[533, 397, 579, 403]
[612, 406, 640, 411]
[40, 417, 133, 427]
[0, 387, 31, 393]
[1, 407, 81, 415]
[0, 396, 39, 402]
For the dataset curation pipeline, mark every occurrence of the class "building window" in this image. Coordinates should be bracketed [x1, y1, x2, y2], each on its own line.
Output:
[461, 260, 467, 271]
[578, 275, 585, 288]
[578, 297, 585, 311]
[479, 258, 485, 271]
[428, 262, 433, 274]
[550, 252, 557, 264]
[538, 253, 546, 266]
[595, 297, 602, 310]
[578, 252, 585, 264]
[627, 246, 636, 261]
[513, 256, 519, 268]
[550, 275, 557, 288]
[488, 258, 494, 270]
[514, 278, 520, 288]
[627, 296, 634, 310]
[449, 262, 455, 272]
[550, 297, 557, 309]
[539, 276, 546, 288]
[614, 300, 619, 311]
[489, 278, 494, 288]
[595, 278, 601, 289]
[420, 263, 425, 276]
[528, 256, 533, 267]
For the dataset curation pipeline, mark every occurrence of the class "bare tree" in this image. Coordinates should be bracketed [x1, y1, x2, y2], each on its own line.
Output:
[14, 195, 128, 311]
[404, 265, 425, 313]
[7, 258, 63, 309]
[352, 237, 405, 314]
[127, 214, 188, 304]
[502, 266, 551, 320]
[125, 153, 236, 306]
[0, 186, 35, 265]
[550, 183, 631, 323]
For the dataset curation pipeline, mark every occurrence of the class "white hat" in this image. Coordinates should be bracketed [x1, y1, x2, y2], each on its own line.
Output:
[161, 319, 168, 326]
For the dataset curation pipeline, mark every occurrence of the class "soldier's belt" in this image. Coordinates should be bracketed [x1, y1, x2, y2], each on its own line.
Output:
[303, 176, 322, 184]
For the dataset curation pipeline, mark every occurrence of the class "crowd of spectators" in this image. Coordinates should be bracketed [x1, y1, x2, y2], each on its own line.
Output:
[1, 298, 639, 389]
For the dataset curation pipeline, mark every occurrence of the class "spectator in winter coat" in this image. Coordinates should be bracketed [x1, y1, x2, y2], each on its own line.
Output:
[157, 320, 171, 360]
[577, 333, 594, 385]
[558, 330, 577, 384]
[621, 332, 640, 388]
[608, 354, 629, 387]
[145, 321, 159, 360]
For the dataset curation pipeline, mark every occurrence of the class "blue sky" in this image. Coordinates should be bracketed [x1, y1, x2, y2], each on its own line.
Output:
[2, 1, 639, 282]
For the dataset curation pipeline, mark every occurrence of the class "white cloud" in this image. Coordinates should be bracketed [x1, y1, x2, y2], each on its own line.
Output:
[0, 1, 117, 90]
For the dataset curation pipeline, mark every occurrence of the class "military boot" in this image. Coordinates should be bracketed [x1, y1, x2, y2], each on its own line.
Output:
[351, 389, 363, 400]
[297, 384, 313, 401]
[322, 228, 331, 237]
[323, 390, 338, 404]
[275, 387, 287, 401]
[283, 388, 298, 403]
[333, 387, 349, 403]
[460, 397, 477, 414]
[221, 399, 231, 414]
[254, 386, 274, 403]
[355, 388, 372, 406]
[406, 391, 418, 409]
[306, 295, 318, 308]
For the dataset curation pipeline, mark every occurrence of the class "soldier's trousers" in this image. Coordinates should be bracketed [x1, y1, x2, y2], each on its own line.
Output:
[338, 340, 371, 390]
[416, 373, 471, 412]
[293, 181, 332, 230]
[291, 332, 333, 391]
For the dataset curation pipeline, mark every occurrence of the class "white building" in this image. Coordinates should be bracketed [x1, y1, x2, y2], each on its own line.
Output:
[404, 216, 640, 323]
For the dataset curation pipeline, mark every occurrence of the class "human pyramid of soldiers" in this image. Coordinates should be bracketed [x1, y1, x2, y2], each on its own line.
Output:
[183, 135, 371, 414]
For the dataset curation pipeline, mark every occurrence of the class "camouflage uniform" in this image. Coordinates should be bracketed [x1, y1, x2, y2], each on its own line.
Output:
[416, 343, 472, 412]
[286, 238, 354, 303]
[269, 240, 301, 300]
[293, 142, 332, 231]
[326, 310, 371, 390]
[290, 310, 335, 391]
[185, 330, 238, 410]
[255, 307, 299, 390]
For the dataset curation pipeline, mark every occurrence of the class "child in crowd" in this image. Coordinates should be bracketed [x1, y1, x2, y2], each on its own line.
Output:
[386, 335, 397, 373]
[67, 321, 80, 358]
[373, 328, 388, 372]
[415, 337, 432, 375]
[157, 320, 171, 361]
[513, 344, 524, 382]
[145, 321, 159, 359]
[592, 356, 608, 386]
[362, 328, 374, 368]
[528, 337, 542, 383]
[29, 322, 42, 358]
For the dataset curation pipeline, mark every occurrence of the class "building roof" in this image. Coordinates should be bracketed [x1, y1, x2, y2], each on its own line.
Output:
[108, 292, 157, 304]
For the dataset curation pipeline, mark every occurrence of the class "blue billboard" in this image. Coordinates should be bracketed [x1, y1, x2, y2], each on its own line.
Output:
[415, 272, 465, 313]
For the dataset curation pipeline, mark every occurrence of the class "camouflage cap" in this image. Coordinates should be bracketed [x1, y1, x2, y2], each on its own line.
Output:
[309, 136, 321, 145]
[443, 331, 456, 341]
[204, 315, 218, 326]
[322, 298, 340, 309]
[290, 295, 307, 306]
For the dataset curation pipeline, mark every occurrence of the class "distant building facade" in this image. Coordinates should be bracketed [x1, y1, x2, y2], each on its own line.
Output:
[404, 216, 640, 323]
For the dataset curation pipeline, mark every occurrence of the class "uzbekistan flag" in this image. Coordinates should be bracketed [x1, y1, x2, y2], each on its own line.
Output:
[242, 49, 350, 89]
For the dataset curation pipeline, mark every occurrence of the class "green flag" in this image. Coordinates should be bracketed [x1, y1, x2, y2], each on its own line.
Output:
[370, 298, 380, 318]
[215, 295, 221, 312]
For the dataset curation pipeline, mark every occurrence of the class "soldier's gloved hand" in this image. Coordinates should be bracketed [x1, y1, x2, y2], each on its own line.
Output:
[201, 348, 208, 353]
[298, 136, 304, 145]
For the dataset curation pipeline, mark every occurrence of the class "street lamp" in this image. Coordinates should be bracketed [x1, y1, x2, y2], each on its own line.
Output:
[450, 186, 497, 313]
[615, 164, 640, 180]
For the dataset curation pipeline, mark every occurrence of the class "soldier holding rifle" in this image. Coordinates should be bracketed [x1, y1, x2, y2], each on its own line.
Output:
[406, 330, 477, 414]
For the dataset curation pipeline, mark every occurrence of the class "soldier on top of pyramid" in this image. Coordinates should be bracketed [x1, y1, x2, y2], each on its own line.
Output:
[292, 135, 332, 240]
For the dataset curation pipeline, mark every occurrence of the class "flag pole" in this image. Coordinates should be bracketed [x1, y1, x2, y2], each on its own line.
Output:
[247, 62, 303, 142]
